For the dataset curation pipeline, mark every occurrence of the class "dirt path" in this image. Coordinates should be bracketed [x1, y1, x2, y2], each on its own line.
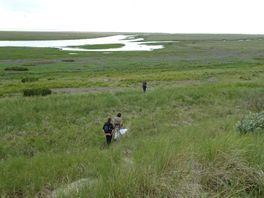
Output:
[0, 77, 217, 98]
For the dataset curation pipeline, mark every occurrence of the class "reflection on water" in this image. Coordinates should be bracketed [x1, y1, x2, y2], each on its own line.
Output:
[0, 35, 164, 52]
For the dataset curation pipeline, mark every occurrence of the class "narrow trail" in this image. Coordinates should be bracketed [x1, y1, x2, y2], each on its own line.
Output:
[0, 77, 217, 99]
[50, 78, 217, 94]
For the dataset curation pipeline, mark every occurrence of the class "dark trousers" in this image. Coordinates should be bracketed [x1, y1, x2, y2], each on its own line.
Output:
[143, 86, 147, 92]
[106, 135, 112, 145]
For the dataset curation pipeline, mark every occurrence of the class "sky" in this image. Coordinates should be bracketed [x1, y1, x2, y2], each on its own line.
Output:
[0, 0, 264, 34]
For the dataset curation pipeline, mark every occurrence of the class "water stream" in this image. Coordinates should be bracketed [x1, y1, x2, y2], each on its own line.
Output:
[0, 35, 165, 52]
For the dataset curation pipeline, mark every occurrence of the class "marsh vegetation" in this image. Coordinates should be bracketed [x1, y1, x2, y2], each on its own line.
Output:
[0, 32, 264, 197]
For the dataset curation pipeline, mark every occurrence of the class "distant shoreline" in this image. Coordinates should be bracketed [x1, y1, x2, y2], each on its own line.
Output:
[0, 31, 263, 41]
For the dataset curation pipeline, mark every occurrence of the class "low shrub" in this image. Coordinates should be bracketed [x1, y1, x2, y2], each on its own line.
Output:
[62, 59, 75, 62]
[21, 77, 39, 83]
[4, 67, 29, 71]
[236, 111, 264, 134]
[23, 88, 52, 97]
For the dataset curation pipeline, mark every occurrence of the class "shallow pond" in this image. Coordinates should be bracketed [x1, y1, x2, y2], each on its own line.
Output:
[0, 35, 164, 52]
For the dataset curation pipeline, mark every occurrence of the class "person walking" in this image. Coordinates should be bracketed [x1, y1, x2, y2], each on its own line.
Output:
[142, 81, 147, 93]
[102, 118, 114, 145]
[114, 113, 122, 139]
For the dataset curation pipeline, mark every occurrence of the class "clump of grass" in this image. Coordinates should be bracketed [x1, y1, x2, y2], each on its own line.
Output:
[236, 111, 264, 134]
[4, 67, 29, 71]
[239, 75, 251, 80]
[21, 77, 39, 83]
[246, 93, 264, 112]
[62, 59, 75, 62]
[201, 154, 264, 197]
[23, 88, 52, 96]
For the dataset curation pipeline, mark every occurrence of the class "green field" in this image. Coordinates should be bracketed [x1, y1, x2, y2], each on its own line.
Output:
[0, 31, 118, 41]
[0, 32, 264, 197]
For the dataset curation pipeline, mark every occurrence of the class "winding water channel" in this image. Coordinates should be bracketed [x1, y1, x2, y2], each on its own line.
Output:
[0, 35, 164, 51]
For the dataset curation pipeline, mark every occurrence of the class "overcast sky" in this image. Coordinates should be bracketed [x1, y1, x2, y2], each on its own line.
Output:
[0, 0, 264, 34]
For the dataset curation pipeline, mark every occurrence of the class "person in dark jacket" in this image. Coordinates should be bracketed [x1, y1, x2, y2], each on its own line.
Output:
[142, 81, 147, 93]
[102, 118, 114, 145]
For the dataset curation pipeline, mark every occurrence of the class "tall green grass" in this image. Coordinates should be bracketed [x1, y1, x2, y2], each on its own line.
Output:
[1, 85, 264, 197]
[1, 32, 264, 197]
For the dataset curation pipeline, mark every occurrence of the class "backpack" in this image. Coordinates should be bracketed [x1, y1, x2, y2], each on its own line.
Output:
[103, 123, 112, 133]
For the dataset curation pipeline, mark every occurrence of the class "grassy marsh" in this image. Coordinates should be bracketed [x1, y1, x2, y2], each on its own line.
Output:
[0, 32, 264, 197]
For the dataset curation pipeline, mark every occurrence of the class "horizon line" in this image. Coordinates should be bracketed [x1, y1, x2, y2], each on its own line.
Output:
[0, 29, 264, 36]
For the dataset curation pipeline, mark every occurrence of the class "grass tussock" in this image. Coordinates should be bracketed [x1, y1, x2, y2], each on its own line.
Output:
[23, 88, 52, 96]
[246, 93, 264, 112]
[21, 77, 39, 83]
[4, 67, 29, 71]
[200, 153, 264, 197]
[62, 59, 75, 62]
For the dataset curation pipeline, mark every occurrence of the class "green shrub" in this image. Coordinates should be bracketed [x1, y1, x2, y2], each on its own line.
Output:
[21, 77, 39, 83]
[236, 112, 264, 134]
[23, 88, 52, 97]
[4, 67, 29, 71]
[62, 59, 75, 62]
